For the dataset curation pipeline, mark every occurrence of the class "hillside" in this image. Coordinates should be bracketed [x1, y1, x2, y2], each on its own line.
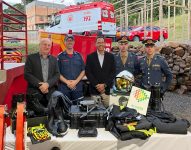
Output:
[152, 14, 189, 42]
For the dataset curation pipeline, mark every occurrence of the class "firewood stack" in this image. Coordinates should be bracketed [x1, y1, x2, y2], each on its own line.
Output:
[160, 42, 191, 94]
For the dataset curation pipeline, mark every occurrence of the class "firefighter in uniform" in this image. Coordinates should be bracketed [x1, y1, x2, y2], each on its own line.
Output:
[138, 38, 173, 111]
[114, 36, 139, 76]
[58, 34, 85, 104]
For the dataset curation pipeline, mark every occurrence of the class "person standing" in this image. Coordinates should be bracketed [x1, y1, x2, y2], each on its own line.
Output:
[57, 34, 85, 104]
[139, 38, 173, 111]
[114, 36, 139, 75]
[85, 36, 116, 107]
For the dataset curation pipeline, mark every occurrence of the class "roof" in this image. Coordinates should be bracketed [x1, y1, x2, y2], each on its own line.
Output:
[26, 0, 66, 9]
[58, 1, 114, 14]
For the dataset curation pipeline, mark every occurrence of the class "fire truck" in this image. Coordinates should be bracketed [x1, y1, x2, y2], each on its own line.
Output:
[46, 1, 116, 38]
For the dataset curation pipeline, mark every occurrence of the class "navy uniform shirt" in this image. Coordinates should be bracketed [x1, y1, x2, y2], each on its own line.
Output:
[139, 54, 173, 93]
[57, 51, 85, 92]
[114, 52, 139, 75]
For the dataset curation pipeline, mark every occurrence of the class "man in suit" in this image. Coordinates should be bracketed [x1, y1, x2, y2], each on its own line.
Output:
[24, 38, 60, 108]
[85, 36, 116, 107]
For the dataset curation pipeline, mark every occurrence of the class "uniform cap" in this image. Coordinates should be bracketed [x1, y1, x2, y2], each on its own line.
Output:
[64, 34, 74, 41]
[142, 38, 156, 46]
[117, 36, 128, 43]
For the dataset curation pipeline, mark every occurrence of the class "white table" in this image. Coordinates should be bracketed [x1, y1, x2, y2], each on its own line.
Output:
[118, 132, 191, 150]
[5, 127, 191, 150]
[5, 127, 118, 150]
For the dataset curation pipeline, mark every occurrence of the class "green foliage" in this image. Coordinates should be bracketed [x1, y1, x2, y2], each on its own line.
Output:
[26, 0, 34, 4]
[21, 0, 34, 5]
[3, 3, 25, 31]
[109, 0, 188, 26]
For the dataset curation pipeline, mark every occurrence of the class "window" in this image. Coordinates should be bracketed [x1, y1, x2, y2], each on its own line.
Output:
[146, 26, 151, 31]
[55, 15, 61, 25]
[110, 11, 114, 18]
[153, 26, 160, 31]
[39, 16, 44, 21]
[50, 15, 61, 27]
[102, 10, 108, 18]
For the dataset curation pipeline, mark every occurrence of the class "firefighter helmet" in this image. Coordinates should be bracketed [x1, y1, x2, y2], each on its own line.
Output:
[114, 70, 134, 93]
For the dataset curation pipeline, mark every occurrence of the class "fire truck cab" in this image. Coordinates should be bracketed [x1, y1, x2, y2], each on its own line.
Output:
[46, 1, 116, 37]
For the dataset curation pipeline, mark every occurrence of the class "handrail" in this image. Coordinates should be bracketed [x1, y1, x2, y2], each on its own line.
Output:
[0, 0, 28, 70]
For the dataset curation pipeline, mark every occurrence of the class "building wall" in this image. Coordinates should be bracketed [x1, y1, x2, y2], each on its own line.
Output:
[26, 1, 65, 30]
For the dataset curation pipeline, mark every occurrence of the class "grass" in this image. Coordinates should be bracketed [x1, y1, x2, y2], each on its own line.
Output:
[113, 14, 190, 47]
[4, 43, 39, 62]
[4, 43, 39, 54]
[153, 13, 189, 42]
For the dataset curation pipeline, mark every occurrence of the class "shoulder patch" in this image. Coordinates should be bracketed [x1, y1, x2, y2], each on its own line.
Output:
[156, 54, 165, 59]
[74, 51, 80, 54]
[57, 51, 64, 57]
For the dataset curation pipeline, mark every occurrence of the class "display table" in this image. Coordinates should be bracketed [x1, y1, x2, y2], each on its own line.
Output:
[118, 132, 191, 150]
[5, 127, 191, 150]
[5, 127, 117, 150]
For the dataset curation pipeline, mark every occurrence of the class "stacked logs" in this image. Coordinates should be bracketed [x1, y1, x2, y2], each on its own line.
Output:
[160, 42, 191, 94]
[112, 42, 191, 94]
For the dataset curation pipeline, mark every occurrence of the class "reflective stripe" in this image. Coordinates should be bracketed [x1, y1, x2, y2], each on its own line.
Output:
[137, 127, 157, 136]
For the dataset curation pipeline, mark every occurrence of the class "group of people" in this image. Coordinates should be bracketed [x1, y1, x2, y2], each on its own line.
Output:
[24, 34, 173, 111]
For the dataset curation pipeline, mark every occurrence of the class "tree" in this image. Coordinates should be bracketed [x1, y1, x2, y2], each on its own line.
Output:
[21, 0, 34, 5]
[109, 0, 187, 26]
[3, 3, 25, 31]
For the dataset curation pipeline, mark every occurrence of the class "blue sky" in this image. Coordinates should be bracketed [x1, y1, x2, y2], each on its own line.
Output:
[4, 0, 86, 6]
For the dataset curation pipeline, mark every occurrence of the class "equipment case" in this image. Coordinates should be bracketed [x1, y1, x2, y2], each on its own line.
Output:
[70, 105, 106, 129]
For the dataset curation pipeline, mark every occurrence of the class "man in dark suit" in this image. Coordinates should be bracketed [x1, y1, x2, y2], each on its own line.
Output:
[24, 38, 60, 108]
[85, 36, 116, 107]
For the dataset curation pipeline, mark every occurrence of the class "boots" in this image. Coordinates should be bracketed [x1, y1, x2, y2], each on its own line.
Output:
[26, 93, 48, 115]
[54, 106, 68, 135]
[152, 99, 162, 112]
[150, 84, 162, 112]
[46, 107, 68, 137]
[46, 108, 59, 136]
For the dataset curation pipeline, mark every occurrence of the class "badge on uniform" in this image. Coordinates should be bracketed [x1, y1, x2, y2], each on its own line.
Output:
[61, 59, 69, 62]
[152, 64, 160, 68]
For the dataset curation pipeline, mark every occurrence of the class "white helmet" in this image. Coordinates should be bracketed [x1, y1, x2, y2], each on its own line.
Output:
[114, 70, 134, 93]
